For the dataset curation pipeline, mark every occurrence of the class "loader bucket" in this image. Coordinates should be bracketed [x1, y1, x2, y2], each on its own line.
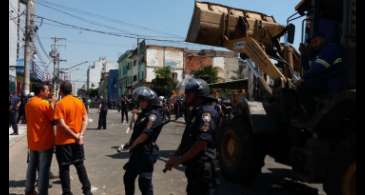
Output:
[186, 1, 286, 47]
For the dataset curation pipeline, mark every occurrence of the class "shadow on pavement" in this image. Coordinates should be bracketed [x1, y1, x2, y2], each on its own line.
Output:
[9, 180, 26, 188]
[52, 180, 62, 184]
[106, 152, 130, 159]
[87, 127, 100, 131]
[105, 149, 186, 172]
[215, 171, 320, 195]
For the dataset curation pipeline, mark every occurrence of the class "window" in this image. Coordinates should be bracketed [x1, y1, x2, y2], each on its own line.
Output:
[133, 75, 137, 81]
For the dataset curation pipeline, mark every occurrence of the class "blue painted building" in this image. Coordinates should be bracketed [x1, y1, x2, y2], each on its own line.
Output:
[107, 69, 119, 104]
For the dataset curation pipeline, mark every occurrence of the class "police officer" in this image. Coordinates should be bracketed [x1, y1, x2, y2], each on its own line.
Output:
[164, 78, 220, 195]
[97, 96, 108, 130]
[123, 86, 164, 195]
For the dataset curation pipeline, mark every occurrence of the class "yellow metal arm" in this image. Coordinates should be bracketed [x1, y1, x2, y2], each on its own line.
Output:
[223, 36, 287, 82]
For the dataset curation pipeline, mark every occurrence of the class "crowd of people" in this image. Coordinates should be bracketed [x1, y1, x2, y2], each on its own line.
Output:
[13, 77, 251, 195]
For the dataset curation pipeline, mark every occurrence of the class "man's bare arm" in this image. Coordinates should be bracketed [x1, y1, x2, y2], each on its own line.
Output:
[80, 113, 88, 136]
[179, 140, 207, 164]
[128, 133, 149, 150]
[58, 119, 79, 139]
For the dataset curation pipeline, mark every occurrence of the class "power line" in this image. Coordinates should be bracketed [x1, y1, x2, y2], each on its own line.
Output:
[38, 34, 134, 47]
[9, 10, 25, 20]
[37, 0, 184, 39]
[36, 1, 135, 36]
[35, 33, 52, 63]
[36, 1, 183, 40]
[34, 15, 187, 43]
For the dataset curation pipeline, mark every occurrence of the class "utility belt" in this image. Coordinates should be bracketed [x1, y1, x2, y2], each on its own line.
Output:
[143, 142, 159, 154]
[186, 148, 220, 185]
[133, 142, 159, 154]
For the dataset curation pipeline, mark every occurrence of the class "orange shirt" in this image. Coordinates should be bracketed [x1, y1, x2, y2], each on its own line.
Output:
[54, 95, 87, 145]
[25, 96, 54, 151]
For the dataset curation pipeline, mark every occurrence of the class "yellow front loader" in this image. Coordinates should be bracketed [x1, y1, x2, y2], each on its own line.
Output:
[186, 1, 356, 195]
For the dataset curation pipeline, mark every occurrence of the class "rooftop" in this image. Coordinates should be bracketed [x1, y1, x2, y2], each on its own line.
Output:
[142, 39, 230, 52]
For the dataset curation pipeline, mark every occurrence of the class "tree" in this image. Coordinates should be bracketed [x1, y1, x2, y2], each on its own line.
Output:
[87, 88, 99, 98]
[155, 66, 172, 79]
[151, 66, 177, 97]
[192, 66, 219, 83]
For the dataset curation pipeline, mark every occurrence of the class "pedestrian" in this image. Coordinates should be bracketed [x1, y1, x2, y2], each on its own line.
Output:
[164, 78, 221, 195]
[24, 83, 54, 195]
[82, 97, 89, 113]
[120, 95, 129, 124]
[53, 81, 93, 195]
[97, 97, 108, 130]
[123, 86, 165, 195]
[9, 92, 21, 135]
[17, 94, 26, 124]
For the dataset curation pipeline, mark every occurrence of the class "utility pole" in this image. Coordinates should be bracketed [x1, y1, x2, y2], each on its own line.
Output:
[86, 65, 90, 91]
[49, 37, 66, 98]
[23, 0, 34, 95]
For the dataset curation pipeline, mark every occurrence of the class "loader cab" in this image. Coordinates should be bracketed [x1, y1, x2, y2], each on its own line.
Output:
[289, 0, 356, 89]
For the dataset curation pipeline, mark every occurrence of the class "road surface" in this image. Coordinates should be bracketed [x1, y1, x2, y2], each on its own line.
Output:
[9, 109, 325, 195]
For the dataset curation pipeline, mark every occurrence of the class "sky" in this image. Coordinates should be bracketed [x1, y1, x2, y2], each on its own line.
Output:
[35, 0, 303, 91]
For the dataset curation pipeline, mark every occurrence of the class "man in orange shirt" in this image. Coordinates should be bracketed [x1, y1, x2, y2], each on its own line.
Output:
[24, 83, 54, 195]
[53, 81, 92, 195]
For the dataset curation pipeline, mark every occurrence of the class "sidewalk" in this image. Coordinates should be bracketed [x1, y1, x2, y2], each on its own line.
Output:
[9, 124, 27, 147]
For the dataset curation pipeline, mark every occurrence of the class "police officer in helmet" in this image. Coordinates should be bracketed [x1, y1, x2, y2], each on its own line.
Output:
[123, 86, 164, 195]
[164, 78, 220, 195]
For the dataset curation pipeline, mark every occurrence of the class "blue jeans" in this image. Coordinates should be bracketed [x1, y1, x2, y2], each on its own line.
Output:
[25, 149, 53, 195]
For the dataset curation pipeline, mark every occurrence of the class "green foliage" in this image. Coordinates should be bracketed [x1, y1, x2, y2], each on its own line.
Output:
[155, 66, 172, 79]
[151, 66, 177, 97]
[87, 88, 99, 98]
[192, 66, 219, 84]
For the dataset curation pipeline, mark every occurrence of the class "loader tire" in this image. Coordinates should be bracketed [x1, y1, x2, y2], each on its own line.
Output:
[218, 114, 265, 186]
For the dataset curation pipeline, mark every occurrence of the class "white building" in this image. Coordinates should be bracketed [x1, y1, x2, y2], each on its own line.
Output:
[145, 45, 184, 82]
[9, 0, 18, 91]
[87, 57, 118, 90]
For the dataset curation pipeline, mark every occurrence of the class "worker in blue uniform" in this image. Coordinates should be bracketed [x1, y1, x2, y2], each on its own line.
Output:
[122, 86, 164, 195]
[296, 28, 345, 115]
[164, 78, 221, 195]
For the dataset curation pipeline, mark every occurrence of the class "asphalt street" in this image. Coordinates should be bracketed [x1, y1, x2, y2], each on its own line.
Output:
[9, 109, 326, 195]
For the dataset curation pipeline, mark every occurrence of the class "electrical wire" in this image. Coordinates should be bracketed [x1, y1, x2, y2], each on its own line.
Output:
[37, 0, 184, 39]
[35, 2, 183, 40]
[34, 15, 187, 43]
[35, 33, 52, 62]
[36, 1, 137, 37]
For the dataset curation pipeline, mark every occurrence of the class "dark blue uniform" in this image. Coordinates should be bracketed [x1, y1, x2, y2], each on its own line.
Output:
[97, 100, 108, 129]
[303, 42, 345, 95]
[298, 42, 345, 114]
[123, 107, 163, 195]
[177, 100, 220, 195]
[9, 95, 20, 134]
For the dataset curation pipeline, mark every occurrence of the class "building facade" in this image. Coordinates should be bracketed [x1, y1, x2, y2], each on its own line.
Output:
[9, 0, 19, 93]
[117, 41, 246, 96]
[118, 41, 184, 96]
[87, 57, 117, 90]
[184, 49, 243, 82]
